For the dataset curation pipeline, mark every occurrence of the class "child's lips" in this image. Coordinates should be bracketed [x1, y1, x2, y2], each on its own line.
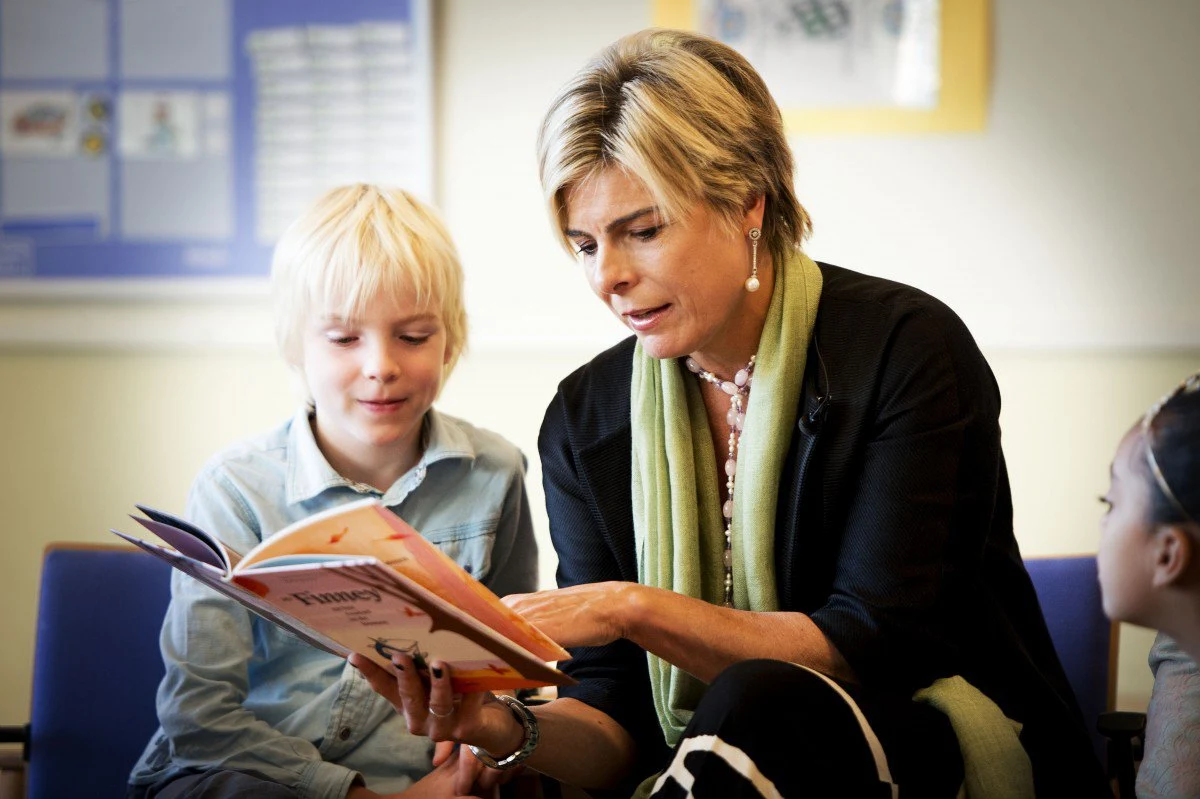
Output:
[359, 398, 404, 413]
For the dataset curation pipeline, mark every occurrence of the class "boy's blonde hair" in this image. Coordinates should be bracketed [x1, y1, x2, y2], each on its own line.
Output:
[537, 28, 812, 267]
[271, 184, 468, 380]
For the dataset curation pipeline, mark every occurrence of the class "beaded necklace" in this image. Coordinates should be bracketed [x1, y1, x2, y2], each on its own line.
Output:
[684, 354, 756, 607]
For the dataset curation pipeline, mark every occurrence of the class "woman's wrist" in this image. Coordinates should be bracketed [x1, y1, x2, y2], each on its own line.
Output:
[475, 695, 529, 757]
[612, 582, 648, 643]
[470, 695, 539, 769]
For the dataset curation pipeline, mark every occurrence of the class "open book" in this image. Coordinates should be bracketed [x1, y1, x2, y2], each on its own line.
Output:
[112, 498, 573, 693]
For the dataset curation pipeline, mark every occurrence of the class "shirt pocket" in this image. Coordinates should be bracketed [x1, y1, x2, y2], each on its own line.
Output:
[422, 517, 498, 580]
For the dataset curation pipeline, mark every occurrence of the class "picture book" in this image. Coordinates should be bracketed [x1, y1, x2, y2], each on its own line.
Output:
[112, 498, 574, 693]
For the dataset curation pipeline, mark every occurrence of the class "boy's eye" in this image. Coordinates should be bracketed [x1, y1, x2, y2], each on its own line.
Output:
[399, 334, 432, 345]
[1098, 495, 1113, 512]
[326, 334, 356, 346]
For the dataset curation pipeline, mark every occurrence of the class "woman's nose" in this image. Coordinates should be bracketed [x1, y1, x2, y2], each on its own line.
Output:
[592, 246, 633, 296]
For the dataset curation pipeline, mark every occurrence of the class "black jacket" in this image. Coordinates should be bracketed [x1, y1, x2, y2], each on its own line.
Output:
[538, 263, 1109, 795]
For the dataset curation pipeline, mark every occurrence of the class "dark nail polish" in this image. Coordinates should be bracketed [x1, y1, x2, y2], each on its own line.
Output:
[431, 666, 444, 679]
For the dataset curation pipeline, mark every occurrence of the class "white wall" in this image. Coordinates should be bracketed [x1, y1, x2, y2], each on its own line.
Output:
[2, 0, 1199, 727]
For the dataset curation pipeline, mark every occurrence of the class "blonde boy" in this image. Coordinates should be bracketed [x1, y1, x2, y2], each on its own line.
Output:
[129, 185, 537, 799]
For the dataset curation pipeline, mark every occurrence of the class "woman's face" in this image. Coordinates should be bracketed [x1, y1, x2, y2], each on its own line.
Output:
[563, 168, 765, 370]
[1098, 426, 1159, 625]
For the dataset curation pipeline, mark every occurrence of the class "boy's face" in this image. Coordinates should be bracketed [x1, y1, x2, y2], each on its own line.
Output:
[1098, 426, 1158, 625]
[304, 290, 452, 485]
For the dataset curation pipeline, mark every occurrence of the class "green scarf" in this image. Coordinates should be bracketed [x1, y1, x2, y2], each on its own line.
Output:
[630, 250, 824, 746]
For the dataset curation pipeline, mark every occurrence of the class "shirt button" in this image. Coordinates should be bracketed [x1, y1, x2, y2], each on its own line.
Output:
[339, 727, 352, 741]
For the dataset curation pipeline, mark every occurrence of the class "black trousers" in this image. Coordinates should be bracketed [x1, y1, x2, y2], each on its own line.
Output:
[647, 660, 964, 799]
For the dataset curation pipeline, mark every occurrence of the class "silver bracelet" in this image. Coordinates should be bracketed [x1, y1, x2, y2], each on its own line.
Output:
[468, 694, 540, 770]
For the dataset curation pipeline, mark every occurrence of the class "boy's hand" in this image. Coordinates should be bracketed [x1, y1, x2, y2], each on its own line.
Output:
[345, 747, 494, 798]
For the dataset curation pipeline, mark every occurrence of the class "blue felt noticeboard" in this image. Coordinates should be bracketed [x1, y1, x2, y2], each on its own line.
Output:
[0, 0, 432, 294]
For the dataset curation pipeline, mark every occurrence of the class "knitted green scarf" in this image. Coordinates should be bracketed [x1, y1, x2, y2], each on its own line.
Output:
[630, 250, 824, 746]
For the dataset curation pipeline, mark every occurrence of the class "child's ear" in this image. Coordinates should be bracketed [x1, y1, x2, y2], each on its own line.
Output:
[1151, 525, 1194, 588]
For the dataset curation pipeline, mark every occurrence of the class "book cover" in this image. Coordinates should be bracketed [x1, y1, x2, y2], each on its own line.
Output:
[113, 498, 574, 693]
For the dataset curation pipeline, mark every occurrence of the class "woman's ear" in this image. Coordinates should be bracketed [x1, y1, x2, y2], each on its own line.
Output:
[742, 193, 766, 234]
[1151, 525, 1195, 588]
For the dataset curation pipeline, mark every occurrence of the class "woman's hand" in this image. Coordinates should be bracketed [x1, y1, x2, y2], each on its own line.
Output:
[348, 653, 525, 794]
[348, 653, 490, 742]
[501, 582, 638, 648]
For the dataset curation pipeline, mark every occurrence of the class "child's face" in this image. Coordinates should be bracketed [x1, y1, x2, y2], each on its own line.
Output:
[1098, 426, 1158, 625]
[303, 289, 451, 481]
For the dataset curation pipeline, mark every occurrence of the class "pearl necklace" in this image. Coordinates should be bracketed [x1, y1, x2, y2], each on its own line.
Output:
[684, 354, 756, 608]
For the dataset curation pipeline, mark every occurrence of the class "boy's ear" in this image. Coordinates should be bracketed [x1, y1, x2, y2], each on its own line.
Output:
[1151, 525, 1194, 588]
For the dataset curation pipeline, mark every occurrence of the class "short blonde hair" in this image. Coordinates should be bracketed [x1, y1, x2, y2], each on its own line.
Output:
[271, 184, 467, 379]
[537, 28, 811, 266]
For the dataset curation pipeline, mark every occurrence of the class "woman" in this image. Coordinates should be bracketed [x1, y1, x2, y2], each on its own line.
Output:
[353, 29, 1109, 797]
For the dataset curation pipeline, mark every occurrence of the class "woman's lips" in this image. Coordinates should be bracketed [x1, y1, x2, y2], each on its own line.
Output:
[624, 304, 669, 331]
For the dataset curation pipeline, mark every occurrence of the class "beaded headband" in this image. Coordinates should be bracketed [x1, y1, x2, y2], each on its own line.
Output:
[1141, 371, 1200, 525]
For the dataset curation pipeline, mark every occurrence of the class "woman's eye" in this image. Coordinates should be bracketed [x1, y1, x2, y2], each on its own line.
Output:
[632, 225, 661, 242]
[574, 240, 597, 257]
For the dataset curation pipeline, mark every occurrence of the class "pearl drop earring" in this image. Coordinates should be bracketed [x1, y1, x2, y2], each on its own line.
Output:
[745, 228, 761, 293]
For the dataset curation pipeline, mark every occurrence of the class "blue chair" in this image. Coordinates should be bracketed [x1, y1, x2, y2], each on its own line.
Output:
[0, 544, 172, 798]
[1023, 554, 1144, 798]
[1023, 555, 1116, 759]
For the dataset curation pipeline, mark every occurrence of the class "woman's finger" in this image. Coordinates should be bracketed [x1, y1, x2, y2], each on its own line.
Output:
[499, 591, 528, 607]
[390, 652, 437, 733]
[425, 660, 458, 732]
[347, 653, 400, 704]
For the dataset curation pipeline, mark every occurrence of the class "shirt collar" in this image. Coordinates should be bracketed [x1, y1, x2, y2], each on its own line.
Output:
[285, 406, 476, 506]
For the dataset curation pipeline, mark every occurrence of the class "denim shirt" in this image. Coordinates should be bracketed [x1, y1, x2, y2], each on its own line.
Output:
[129, 408, 538, 798]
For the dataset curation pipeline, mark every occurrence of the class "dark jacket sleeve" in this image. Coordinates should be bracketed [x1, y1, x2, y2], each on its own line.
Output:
[806, 289, 1003, 692]
[538, 384, 671, 784]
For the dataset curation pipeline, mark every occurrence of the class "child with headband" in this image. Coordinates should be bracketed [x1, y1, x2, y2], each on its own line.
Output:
[1098, 371, 1200, 797]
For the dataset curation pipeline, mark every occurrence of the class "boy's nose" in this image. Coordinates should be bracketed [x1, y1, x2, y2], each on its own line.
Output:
[363, 345, 400, 382]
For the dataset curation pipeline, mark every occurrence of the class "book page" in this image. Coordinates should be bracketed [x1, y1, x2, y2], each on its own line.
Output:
[232, 558, 572, 693]
[113, 531, 346, 656]
[236, 499, 568, 662]
[134, 503, 243, 569]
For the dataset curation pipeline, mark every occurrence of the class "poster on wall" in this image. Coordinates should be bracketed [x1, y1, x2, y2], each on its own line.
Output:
[0, 0, 433, 297]
[654, 0, 989, 134]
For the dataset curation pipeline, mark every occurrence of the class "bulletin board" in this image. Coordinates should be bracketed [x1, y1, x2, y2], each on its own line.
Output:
[653, 0, 990, 134]
[0, 0, 433, 297]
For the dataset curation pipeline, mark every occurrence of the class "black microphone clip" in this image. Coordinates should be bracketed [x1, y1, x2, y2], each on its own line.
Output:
[798, 395, 829, 435]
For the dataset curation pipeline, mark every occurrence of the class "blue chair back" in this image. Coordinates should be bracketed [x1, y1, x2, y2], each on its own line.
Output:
[27, 545, 171, 798]
[1023, 555, 1116, 764]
